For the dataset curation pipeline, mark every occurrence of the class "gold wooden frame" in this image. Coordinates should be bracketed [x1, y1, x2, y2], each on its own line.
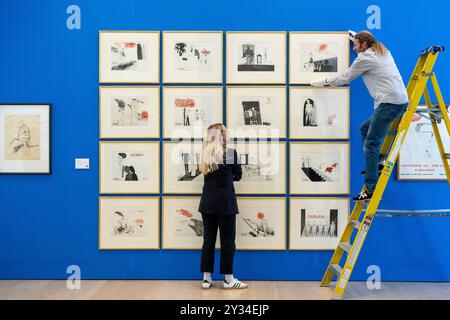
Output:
[162, 86, 223, 139]
[99, 86, 160, 139]
[162, 195, 205, 250]
[162, 31, 223, 84]
[99, 141, 160, 194]
[162, 141, 204, 195]
[0, 103, 51, 174]
[289, 86, 350, 140]
[99, 196, 160, 250]
[226, 86, 287, 139]
[288, 197, 350, 251]
[226, 31, 287, 84]
[235, 197, 287, 250]
[231, 141, 287, 195]
[289, 31, 350, 84]
[289, 141, 351, 195]
[99, 30, 160, 84]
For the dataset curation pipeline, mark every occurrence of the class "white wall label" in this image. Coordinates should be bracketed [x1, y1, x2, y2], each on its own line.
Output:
[75, 158, 89, 169]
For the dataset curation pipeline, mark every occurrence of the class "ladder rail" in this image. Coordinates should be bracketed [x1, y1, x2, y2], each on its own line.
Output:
[430, 73, 450, 136]
[406, 54, 426, 96]
[333, 104, 420, 297]
[320, 201, 365, 287]
[423, 88, 450, 183]
[380, 51, 440, 157]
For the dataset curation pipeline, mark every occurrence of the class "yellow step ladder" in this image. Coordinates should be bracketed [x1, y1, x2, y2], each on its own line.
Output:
[320, 46, 450, 299]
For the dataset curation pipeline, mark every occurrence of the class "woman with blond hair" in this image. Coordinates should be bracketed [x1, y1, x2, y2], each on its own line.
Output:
[198, 123, 247, 290]
[312, 30, 409, 202]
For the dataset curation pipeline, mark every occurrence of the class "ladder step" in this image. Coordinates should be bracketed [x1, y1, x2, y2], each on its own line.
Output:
[445, 153, 450, 159]
[338, 242, 352, 253]
[349, 219, 361, 229]
[330, 264, 342, 276]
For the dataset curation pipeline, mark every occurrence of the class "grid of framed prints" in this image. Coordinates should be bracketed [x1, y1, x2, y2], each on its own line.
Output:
[0, 103, 51, 174]
[226, 31, 286, 84]
[97, 29, 352, 252]
[289, 32, 350, 84]
[99, 197, 160, 249]
[163, 86, 223, 139]
[163, 31, 223, 83]
[289, 198, 349, 250]
[397, 107, 450, 181]
[289, 87, 350, 139]
[290, 142, 350, 195]
[226, 86, 287, 139]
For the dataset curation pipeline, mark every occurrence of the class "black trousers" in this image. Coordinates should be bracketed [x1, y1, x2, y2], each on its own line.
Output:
[200, 214, 236, 275]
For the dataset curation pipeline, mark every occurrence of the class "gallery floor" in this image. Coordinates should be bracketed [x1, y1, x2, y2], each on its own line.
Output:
[0, 280, 449, 300]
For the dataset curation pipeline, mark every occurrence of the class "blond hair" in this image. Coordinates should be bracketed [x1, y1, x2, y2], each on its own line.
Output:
[199, 123, 226, 175]
[355, 30, 388, 55]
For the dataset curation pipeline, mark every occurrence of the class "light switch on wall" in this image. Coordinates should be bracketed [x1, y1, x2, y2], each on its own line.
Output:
[75, 158, 90, 169]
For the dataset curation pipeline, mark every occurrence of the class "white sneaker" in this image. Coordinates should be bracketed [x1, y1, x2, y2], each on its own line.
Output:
[201, 280, 215, 290]
[223, 279, 248, 290]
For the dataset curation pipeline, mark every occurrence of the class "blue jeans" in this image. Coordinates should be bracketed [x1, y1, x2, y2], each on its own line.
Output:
[359, 102, 408, 192]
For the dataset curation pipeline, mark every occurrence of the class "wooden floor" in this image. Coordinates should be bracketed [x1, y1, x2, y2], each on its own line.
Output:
[0, 280, 449, 300]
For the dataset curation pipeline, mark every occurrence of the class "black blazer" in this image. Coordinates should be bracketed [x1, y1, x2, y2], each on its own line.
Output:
[198, 148, 242, 215]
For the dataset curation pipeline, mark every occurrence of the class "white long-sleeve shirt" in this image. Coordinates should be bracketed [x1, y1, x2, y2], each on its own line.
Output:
[325, 48, 409, 109]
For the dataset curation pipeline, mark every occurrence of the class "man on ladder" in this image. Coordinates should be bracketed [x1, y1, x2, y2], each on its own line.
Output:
[311, 30, 409, 201]
[309, 29, 450, 299]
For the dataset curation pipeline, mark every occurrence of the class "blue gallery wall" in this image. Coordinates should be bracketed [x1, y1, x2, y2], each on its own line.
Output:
[0, 0, 449, 281]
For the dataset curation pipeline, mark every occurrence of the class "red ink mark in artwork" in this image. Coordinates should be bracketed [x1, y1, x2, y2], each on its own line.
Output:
[412, 114, 422, 122]
[257, 212, 265, 220]
[325, 163, 338, 173]
[178, 209, 193, 218]
[175, 98, 196, 108]
[318, 44, 328, 53]
[141, 111, 148, 119]
[327, 114, 337, 125]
